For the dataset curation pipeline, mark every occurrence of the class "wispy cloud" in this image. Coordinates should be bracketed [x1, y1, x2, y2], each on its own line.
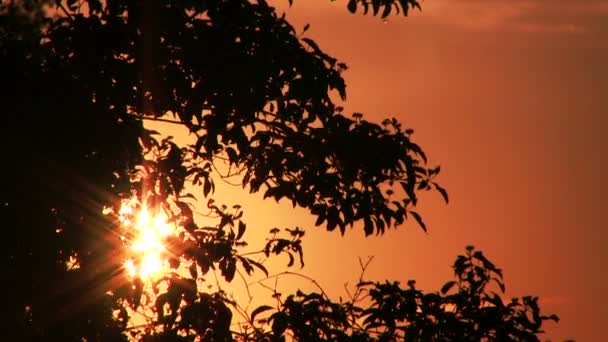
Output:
[422, 0, 608, 34]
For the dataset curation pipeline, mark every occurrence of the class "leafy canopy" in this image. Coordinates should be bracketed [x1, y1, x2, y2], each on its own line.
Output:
[0, 0, 557, 341]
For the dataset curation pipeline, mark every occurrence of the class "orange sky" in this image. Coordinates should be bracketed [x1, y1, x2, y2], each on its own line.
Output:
[153, 1, 607, 340]
[280, 1, 607, 340]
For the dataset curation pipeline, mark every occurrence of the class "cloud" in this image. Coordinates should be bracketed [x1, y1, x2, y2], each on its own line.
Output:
[421, 0, 608, 34]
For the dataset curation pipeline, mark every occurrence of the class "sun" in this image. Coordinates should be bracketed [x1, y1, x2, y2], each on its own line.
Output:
[118, 200, 175, 280]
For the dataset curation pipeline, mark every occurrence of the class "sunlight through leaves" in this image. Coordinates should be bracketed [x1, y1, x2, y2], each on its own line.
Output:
[118, 199, 175, 280]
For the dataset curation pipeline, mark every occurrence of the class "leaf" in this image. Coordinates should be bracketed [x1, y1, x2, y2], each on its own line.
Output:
[295, 244, 304, 268]
[409, 210, 426, 232]
[155, 293, 168, 319]
[251, 305, 274, 322]
[226, 147, 238, 163]
[364, 216, 374, 236]
[235, 256, 251, 273]
[311, 203, 325, 215]
[314, 212, 326, 226]
[401, 180, 417, 206]
[176, 201, 193, 220]
[181, 192, 197, 200]
[381, 2, 392, 18]
[301, 38, 321, 53]
[473, 250, 496, 271]
[357, 281, 374, 287]
[236, 221, 246, 240]
[132, 278, 143, 309]
[441, 280, 457, 294]
[372, 0, 380, 15]
[189, 262, 198, 279]
[271, 312, 289, 336]
[433, 182, 449, 203]
[417, 180, 428, 190]
[398, 0, 409, 15]
[245, 257, 268, 277]
[326, 206, 339, 231]
[492, 277, 506, 293]
[224, 260, 236, 282]
[347, 0, 357, 13]
[339, 221, 346, 235]
[203, 177, 212, 197]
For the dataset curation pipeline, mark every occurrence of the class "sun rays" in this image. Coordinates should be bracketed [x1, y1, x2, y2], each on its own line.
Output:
[118, 199, 176, 280]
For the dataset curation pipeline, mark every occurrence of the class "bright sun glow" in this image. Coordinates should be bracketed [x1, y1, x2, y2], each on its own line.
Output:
[119, 201, 175, 280]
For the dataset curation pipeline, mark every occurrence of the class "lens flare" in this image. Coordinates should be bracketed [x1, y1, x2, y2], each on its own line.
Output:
[119, 201, 174, 280]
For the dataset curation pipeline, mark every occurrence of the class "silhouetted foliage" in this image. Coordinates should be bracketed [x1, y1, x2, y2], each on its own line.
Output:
[245, 246, 558, 341]
[1, 0, 559, 341]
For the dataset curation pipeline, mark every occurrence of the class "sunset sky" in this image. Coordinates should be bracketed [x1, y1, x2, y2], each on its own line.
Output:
[279, 1, 607, 340]
[153, 1, 606, 340]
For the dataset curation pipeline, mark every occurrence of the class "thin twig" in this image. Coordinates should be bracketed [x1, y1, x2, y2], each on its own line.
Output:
[249, 271, 328, 299]
[56, 1, 73, 20]
[128, 113, 187, 126]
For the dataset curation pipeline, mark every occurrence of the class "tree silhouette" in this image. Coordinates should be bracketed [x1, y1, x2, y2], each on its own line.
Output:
[1, 0, 558, 340]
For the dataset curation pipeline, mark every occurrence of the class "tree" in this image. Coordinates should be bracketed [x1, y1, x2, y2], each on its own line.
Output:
[0, 0, 558, 340]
